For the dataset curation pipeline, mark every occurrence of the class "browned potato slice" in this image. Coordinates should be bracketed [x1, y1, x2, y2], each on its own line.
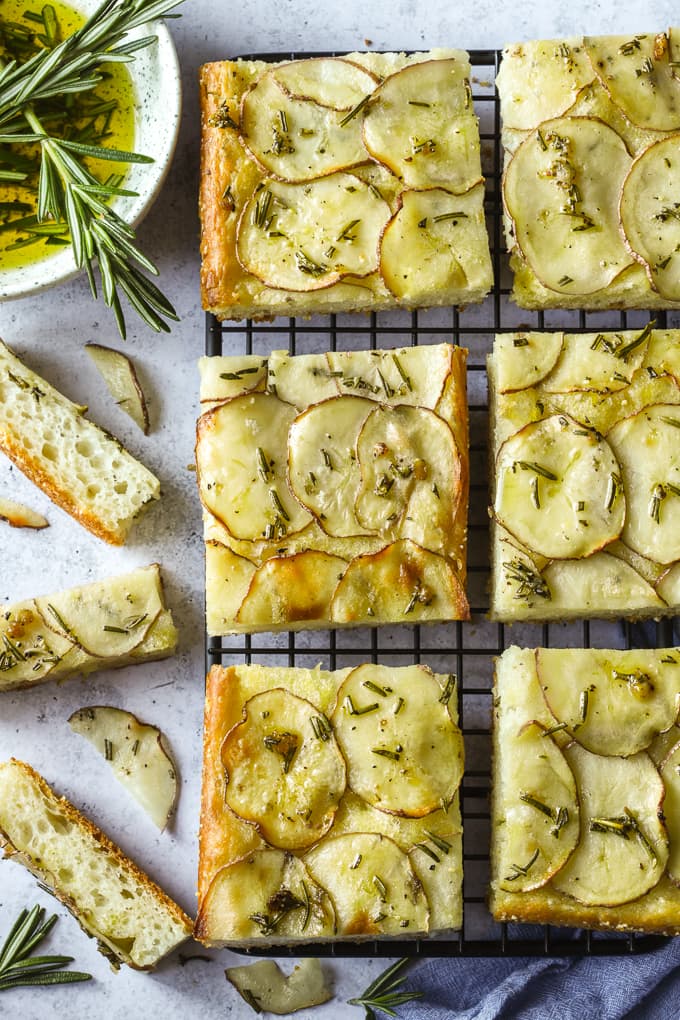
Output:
[542, 330, 649, 393]
[236, 551, 348, 626]
[0, 497, 48, 529]
[497, 38, 595, 130]
[85, 343, 150, 434]
[226, 958, 332, 1014]
[362, 59, 482, 192]
[659, 740, 680, 884]
[273, 57, 379, 109]
[222, 689, 346, 850]
[543, 552, 665, 615]
[585, 32, 680, 131]
[493, 332, 564, 394]
[327, 344, 453, 408]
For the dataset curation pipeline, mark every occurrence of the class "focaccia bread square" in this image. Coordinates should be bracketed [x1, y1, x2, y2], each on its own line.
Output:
[497, 30, 680, 310]
[488, 326, 680, 621]
[490, 645, 680, 935]
[195, 662, 463, 947]
[199, 51, 492, 320]
[197, 343, 469, 635]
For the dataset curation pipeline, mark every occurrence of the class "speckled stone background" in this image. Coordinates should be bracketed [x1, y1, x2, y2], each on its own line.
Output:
[0, 2, 678, 1018]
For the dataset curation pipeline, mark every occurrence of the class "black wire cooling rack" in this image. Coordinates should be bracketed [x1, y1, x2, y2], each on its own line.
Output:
[204, 49, 680, 958]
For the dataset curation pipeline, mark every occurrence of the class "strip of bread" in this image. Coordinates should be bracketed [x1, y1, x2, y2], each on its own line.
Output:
[0, 339, 159, 544]
[0, 759, 193, 969]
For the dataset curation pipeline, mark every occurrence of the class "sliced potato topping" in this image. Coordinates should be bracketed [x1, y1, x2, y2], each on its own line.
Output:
[304, 832, 429, 935]
[237, 174, 391, 292]
[551, 743, 668, 905]
[331, 664, 463, 817]
[0, 497, 48, 529]
[497, 722, 579, 893]
[196, 393, 312, 541]
[205, 541, 257, 634]
[495, 539, 552, 611]
[0, 600, 73, 686]
[607, 403, 680, 564]
[327, 345, 453, 409]
[493, 332, 564, 394]
[494, 414, 625, 559]
[585, 32, 680, 131]
[268, 350, 339, 409]
[503, 116, 633, 295]
[240, 71, 368, 181]
[659, 740, 680, 885]
[497, 39, 595, 130]
[236, 551, 348, 626]
[85, 343, 150, 434]
[222, 689, 346, 850]
[538, 649, 680, 757]
[200, 850, 335, 941]
[543, 552, 665, 615]
[199, 355, 267, 405]
[68, 706, 177, 829]
[273, 57, 379, 110]
[646, 329, 680, 385]
[620, 137, 680, 302]
[657, 562, 680, 605]
[226, 958, 332, 1015]
[542, 329, 649, 393]
[362, 59, 481, 192]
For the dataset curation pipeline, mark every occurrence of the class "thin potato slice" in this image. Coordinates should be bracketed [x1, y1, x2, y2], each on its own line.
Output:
[237, 174, 391, 292]
[493, 332, 564, 394]
[304, 832, 429, 935]
[607, 404, 680, 564]
[85, 343, 150, 434]
[657, 561, 680, 605]
[495, 539, 552, 611]
[659, 740, 680, 884]
[268, 350, 340, 410]
[551, 743, 668, 906]
[331, 664, 463, 817]
[494, 414, 625, 559]
[0, 497, 48, 529]
[497, 722, 579, 893]
[273, 57, 379, 110]
[537, 649, 680, 757]
[620, 136, 680, 301]
[196, 393, 312, 541]
[496, 39, 595, 130]
[240, 71, 368, 181]
[543, 552, 665, 615]
[585, 32, 680, 131]
[222, 689, 346, 850]
[542, 330, 649, 393]
[205, 541, 256, 635]
[646, 329, 680, 386]
[68, 706, 178, 829]
[362, 59, 482, 192]
[226, 958, 332, 1015]
[330, 538, 468, 623]
[0, 599, 74, 687]
[327, 345, 453, 409]
[379, 185, 490, 304]
[409, 827, 463, 932]
[236, 551, 348, 626]
[503, 117, 633, 295]
[198, 355, 267, 405]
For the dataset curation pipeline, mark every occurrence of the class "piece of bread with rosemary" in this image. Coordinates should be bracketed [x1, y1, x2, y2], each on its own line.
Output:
[199, 51, 492, 320]
[0, 760, 192, 969]
[490, 645, 680, 934]
[0, 563, 177, 693]
[0, 339, 160, 544]
[488, 325, 680, 622]
[195, 662, 464, 947]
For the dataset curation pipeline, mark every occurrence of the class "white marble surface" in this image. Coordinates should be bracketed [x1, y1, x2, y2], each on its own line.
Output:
[0, 2, 678, 1018]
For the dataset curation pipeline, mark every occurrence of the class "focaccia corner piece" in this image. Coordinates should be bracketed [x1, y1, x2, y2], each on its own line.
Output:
[195, 662, 463, 947]
[490, 645, 680, 934]
[199, 51, 492, 320]
[0, 339, 160, 544]
[497, 30, 680, 310]
[197, 343, 469, 634]
[488, 326, 680, 621]
[0, 563, 178, 692]
[0, 759, 193, 969]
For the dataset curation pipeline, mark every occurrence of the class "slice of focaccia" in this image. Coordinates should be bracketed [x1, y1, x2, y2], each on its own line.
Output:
[490, 645, 680, 934]
[195, 662, 464, 947]
[199, 51, 492, 320]
[488, 326, 680, 621]
[0, 563, 178, 691]
[0, 339, 160, 544]
[0, 759, 193, 969]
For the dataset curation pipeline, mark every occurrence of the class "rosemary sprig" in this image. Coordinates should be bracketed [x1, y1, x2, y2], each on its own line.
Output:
[0, 905, 91, 990]
[348, 958, 422, 1018]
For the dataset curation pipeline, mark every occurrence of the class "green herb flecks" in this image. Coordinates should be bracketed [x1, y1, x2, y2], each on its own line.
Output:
[344, 695, 379, 716]
[503, 558, 551, 602]
[0, 905, 92, 991]
[348, 958, 422, 1019]
[438, 674, 456, 705]
[310, 715, 332, 741]
[616, 321, 655, 360]
[339, 95, 370, 127]
[249, 888, 305, 936]
[262, 731, 299, 774]
[372, 747, 402, 762]
[513, 460, 558, 481]
[504, 848, 540, 882]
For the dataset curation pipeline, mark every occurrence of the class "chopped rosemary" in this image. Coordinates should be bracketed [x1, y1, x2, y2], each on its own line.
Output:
[389, 354, 412, 391]
[504, 848, 540, 882]
[268, 488, 290, 521]
[362, 679, 391, 697]
[411, 137, 436, 154]
[102, 624, 128, 634]
[589, 810, 656, 860]
[339, 94, 370, 126]
[579, 688, 590, 723]
[433, 211, 467, 222]
[344, 695, 379, 716]
[372, 875, 387, 900]
[661, 416, 680, 429]
[404, 579, 433, 614]
[350, 854, 362, 870]
[104, 738, 113, 761]
[503, 558, 551, 602]
[414, 842, 440, 862]
[337, 218, 361, 242]
[542, 721, 569, 737]
[256, 447, 270, 482]
[300, 880, 311, 931]
[249, 889, 305, 936]
[513, 460, 558, 481]
[519, 791, 554, 818]
[649, 483, 666, 524]
[0, 905, 92, 991]
[439, 674, 456, 705]
[219, 366, 260, 380]
[424, 830, 451, 855]
[310, 715, 332, 741]
[616, 321, 655, 360]
[263, 731, 298, 774]
[394, 696, 405, 715]
[557, 275, 573, 286]
[530, 475, 540, 509]
[513, 337, 529, 347]
[605, 472, 621, 512]
[295, 250, 327, 277]
[321, 448, 334, 469]
[408, 100, 431, 107]
[372, 747, 401, 761]
[253, 189, 273, 228]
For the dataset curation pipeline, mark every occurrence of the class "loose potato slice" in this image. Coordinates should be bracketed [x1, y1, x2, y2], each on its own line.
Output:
[304, 832, 429, 935]
[607, 403, 680, 564]
[379, 184, 490, 304]
[327, 344, 453, 409]
[240, 71, 368, 181]
[331, 664, 463, 817]
[362, 59, 481, 192]
[273, 57, 379, 110]
[620, 136, 680, 301]
[199, 850, 335, 941]
[330, 539, 468, 623]
[68, 706, 178, 829]
[494, 414, 624, 559]
[205, 541, 256, 635]
[237, 174, 391, 292]
[551, 743, 668, 905]
[222, 689, 346, 850]
[236, 551, 348, 626]
[537, 649, 680, 757]
[585, 32, 680, 131]
[493, 332, 564, 394]
[226, 958, 332, 1015]
[657, 561, 680, 605]
[354, 403, 460, 553]
[0, 600, 73, 687]
[287, 396, 375, 537]
[198, 355, 267, 405]
[497, 722, 579, 893]
[659, 740, 680, 884]
[542, 330, 649, 393]
[497, 39, 595, 130]
[196, 393, 312, 541]
[0, 497, 48, 529]
[543, 552, 665, 615]
[503, 117, 633, 295]
[268, 350, 339, 409]
[85, 343, 150, 434]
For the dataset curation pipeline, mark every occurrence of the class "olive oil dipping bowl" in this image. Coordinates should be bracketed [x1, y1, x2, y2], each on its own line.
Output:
[0, 0, 182, 301]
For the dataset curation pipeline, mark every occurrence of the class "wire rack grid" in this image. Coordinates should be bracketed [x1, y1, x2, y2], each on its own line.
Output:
[204, 48, 680, 958]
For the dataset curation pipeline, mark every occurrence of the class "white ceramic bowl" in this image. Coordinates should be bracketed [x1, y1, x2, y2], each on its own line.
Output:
[0, 1, 182, 301]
